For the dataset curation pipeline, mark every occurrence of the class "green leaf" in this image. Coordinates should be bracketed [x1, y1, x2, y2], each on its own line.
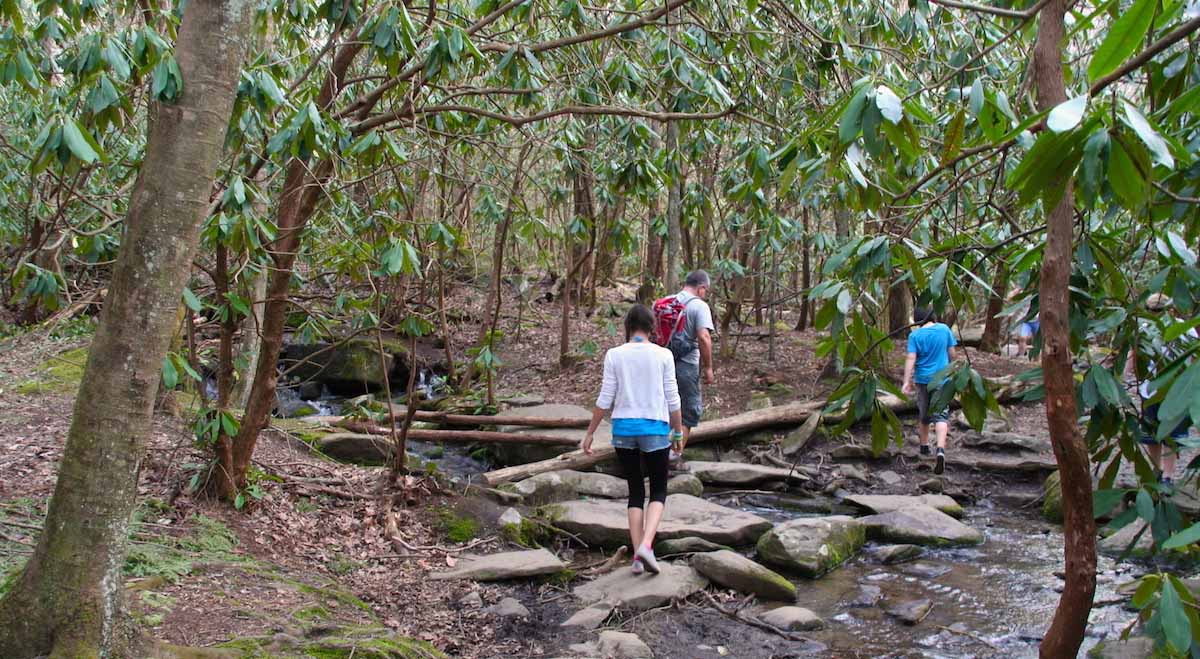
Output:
[1160, 576, 1192, 652]
[968, 78, 984, 117]
[1163, 522, 1200, 549]
[1122, 102, 1174, 169]
[839, 85, 869, 144]
[1107, 137, 1147, 209]
[1094, 488, 1125, 519]
[874, 85, 903, 124]
[1136, 488, 1155, 523]
[161, 356, 178, 390]
[1087, 0, 1157, 82]
[941, 111, 966, 164]
[182, 287, 203, 312]
[929, 260, 949, 297]
[836, 289, 852, 315]
[1160, 360, 1200, 423]
[62, 119, 101, 163]
[1047, 95, 1087, 133]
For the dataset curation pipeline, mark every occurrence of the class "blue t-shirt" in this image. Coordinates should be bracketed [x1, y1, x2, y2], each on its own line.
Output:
[612, 418, 670, 437]
[907, 323, 957, 384]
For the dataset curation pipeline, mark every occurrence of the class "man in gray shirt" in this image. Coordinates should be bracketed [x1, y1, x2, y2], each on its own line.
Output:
[673, 270, 716, 460]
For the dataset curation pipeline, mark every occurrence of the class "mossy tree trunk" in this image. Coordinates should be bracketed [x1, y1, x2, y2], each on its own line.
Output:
[0, 0, 254, 655]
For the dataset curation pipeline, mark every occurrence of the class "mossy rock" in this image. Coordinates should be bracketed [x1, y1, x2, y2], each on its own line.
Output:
[15, 345, 89, 394]
[219, 626, 445, 659]
[1042, 471, 1063, 524]
[437, 509, 479, 543]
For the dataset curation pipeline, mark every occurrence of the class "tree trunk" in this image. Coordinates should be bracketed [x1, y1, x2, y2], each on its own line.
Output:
[888, 277, 912, 339]
[0, 0, 253, 654]
[220, 43, 363, 499]
[1032, 2, 1096, 657]
[979, 264, 1010, 353]
[797, 207, 812, 330]
[665, 120, 683, 289]
[639, 194, 663, 303]
[232, 267, 268, 408]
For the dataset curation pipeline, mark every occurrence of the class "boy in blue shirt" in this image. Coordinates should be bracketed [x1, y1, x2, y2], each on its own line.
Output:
[901, 308, 958, 474]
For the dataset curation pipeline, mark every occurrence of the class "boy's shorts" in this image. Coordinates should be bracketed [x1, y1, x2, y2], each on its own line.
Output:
[1141, 403, 1192, 445]
[917, 383, 949, 425]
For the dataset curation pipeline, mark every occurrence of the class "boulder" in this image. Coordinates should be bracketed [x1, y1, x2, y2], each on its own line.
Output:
[844, 584, 882, 608]
[492, 404, 607, 465]
[755, 516, 866, 578]
[758, 606, 824, 631]
[886, 598, 933, 625]
[876, 470, 903, 486]
[1099, 522, 1154, 559]
[918, 478, 944, 494]
[867, 544, 924, 565]
[574, 562, 708, 610]
[781, 413, 822, 457]
[484, 597, 530, 618]
[597, 631, 654, 659]
[655, 537, 730, 555]
[510, 470, 629, 505]
[1087, 636, 1156, 659]
[691, 550, 797, 602]
[831, 444, 896, 460]
[1042, 471, 1063, 524]
[547, 495, 772, 548]
[280, 340, 397, 396]
[560, 601, 614, 629]
[498, 507, 523, 527]
[667, 474, 704, 497]
[843, 494, 964, 519]
[429, 548, 567, 581]
[684, 461, 811, 487]
[859, 506, 984, 547]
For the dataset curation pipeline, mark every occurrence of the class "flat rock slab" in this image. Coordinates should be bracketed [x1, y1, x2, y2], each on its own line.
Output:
[867, 544, 924, 565]
[1099, 522, 1155, 559]
[843, 494, 964, 519]
[685, 461, 811, 486]
[945, 449, 1057, 473]
[548, 494, 773, 548]
[899, 561, 952, 580]
[429, 548, 567, 581]
[963, 431, 1052, 454]
[692, 550, 797, 602]
[887, 598, 933, 625]
[655, 537, 730, 555]
[574, 562, 709, 610]
[597, 631, 654, 659]
[560, 601, 614, 629]
[860, 506, 984, 547]
[758, 605, 824, 631]
[756, 516, 866, 578]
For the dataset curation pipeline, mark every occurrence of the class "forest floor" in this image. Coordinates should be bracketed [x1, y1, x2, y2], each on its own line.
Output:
[0, 284, 1095, 659]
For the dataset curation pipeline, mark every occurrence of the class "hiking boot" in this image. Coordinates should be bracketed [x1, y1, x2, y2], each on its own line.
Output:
[934, 449, 946, 475]
[631, 558, 644, 575]
[635, 544, 660, 574]
[919, 444, 932, 457]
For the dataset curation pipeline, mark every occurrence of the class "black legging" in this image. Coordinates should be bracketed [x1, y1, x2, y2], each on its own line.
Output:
[616, 447, 670, 509]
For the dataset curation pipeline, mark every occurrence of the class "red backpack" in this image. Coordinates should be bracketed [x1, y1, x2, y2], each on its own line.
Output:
[652, 295, 698, 360]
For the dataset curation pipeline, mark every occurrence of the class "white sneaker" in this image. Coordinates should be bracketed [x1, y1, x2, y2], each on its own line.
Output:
[631, 558, 644, 575]
[635, 545, 660, 574]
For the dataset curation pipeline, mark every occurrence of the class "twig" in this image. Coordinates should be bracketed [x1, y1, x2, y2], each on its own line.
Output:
[933, 624, 1001, 650]
[699, 591, 811, 641]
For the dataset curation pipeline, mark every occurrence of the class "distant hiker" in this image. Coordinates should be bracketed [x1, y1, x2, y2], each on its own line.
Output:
[653, 269, 715, 464]
[582, 304, 684, 575]
[901, 307, 958, 475]
[1015, 313, 1040, 359]
[1123, 293, 1197, 487]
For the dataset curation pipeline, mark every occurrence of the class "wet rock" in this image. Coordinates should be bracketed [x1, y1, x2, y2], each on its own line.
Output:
[844, 584, 882, 608]
[946, 450, 1057, 473]
[547, 494, 773, 548]
[756, 516, 866, 578]
[867, 544, 924, 565]
[743, 493, 840, 516]
[429, 548, 567, 581]
[597, 630, 654, 658]
[886, 598, 933, 625]
[493, 404, 606, 465]
[781, 413, 822, 457]
[458, 591, 483, 607]
[692, 550, 797, 601]
[917, 478, 944, 494]
[485, 597, 530, 618]
[838, 465, 870, 483]
[859, 505, 984, 546]
[843, 494, 964, 519]
[667, 473, 704, 497]
[560, 601, 614, 629]
[574, 562, 708, 610]
[1086, 636, 1156, 658]
[1042, 471, 1063, 523]
[876, 470, 903, 486]
[655, 537, 730, 555]
[1099, 522, 1155, 559]
[684, 461, 811, 487]
[280, 340, 397, 396]
[297, 381, 324, 400]
[898, 561, 952, 579]
[758, 606, 824, 631]
[831, 444, 895, 460]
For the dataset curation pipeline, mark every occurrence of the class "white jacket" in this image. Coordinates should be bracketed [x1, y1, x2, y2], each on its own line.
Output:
[595, 341, 681, 422]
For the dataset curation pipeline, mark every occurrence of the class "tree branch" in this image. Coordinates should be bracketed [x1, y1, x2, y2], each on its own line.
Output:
[353, 102, 737, 133]
[1088, 16, 1200, 97]
[928, 0, 1034, 19]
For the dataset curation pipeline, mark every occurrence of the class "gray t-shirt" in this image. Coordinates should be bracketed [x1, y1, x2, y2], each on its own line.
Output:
[675, 291, 714, 364]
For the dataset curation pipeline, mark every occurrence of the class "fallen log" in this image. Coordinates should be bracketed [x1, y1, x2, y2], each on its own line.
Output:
[322, 428, 580, 447]
[306, 408, 589, 429]
[478, 375, 1036, 486]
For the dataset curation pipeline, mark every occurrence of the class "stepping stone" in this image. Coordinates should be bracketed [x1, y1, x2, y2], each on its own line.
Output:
[859, 506, 983, 547]
[667, 474, 704, 497]
[691, 550, 797, 601]
[1089, 636, 1157, 659]
[684, 461, 811, 487]
[597, 630, 654, 658]
[831, 444, 896, 460]
[867, 544, 924, 565]
[757, 605, 824, 631]
[548, 494, 772, 548]
[887, 598, 933, 625]
[963, 431, 1051, 453]
[843, 494, 964, 518]
[560, 601, 614, 629]
[494, 404, 610, 465]
[755, 516, 866, 578]
[429, 548, 567, 581]
[876, 470, 903, 486]
[484, 597, 530, 618]
[510, 470, 628, 505]
[844, 584, 882, 608]
[899, 561, 952, 579]
[1099, 522, 1154, 559]
[655, 537, 730, 556]
[945, 450, 1057, 473]
[574, 562, 708, 610]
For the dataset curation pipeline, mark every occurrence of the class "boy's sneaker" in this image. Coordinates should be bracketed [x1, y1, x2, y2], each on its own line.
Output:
[919, 444, 932, 457]
[934, 449, 946, 475]
[631, 558, 644, 575]
[635, 544, 660, 574]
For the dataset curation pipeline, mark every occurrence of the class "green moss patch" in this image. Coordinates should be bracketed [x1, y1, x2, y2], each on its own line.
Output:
[14, 345, 89, 394]
[436, 509, 478, 543]
[220, 626, 445, 659]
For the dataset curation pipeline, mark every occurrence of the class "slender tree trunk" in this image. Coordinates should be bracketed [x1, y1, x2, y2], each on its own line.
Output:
[639, 194, 663, 302]
[221, 44, 363, 498]
[1033, 2, 1096, 657]
[797, 207, 812, 330]
[665, 121, 683, 289]
[888, 277, 912, 338]
[979, 264, 1010, 353]
[232, 267, 268, 408]
[0, 0, 253, 654]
